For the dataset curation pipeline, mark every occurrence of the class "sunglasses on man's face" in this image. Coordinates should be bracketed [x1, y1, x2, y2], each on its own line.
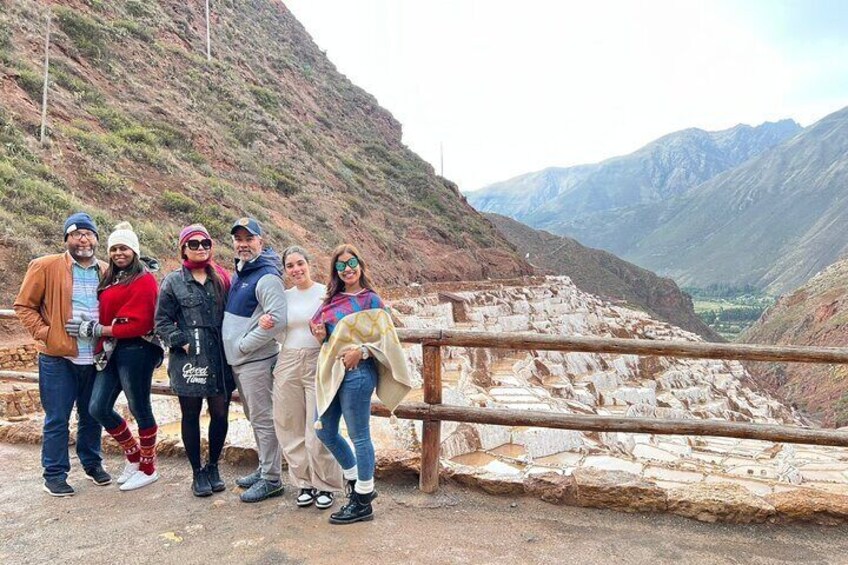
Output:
[185, 239, 213, 251]
[335, 256, 360, 272]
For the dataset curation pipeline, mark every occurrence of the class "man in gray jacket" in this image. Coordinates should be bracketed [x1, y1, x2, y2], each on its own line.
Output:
[222, 218, 287, 503]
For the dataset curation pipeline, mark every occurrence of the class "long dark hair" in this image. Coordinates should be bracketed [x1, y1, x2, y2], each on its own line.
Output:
[205, 263, 227, 308]
[98, 253, 146, 295]
[325, 243, 374, 302]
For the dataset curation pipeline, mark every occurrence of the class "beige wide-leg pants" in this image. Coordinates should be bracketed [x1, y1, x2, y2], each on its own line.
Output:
[272, 348, 343, 492]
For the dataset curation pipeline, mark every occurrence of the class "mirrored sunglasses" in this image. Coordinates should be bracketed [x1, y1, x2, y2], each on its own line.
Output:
[335, 256, 360, 272]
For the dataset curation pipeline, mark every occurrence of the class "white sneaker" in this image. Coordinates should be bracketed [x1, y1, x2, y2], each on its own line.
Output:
[119, 470, 159, 491]
[117, 462, 140, 485]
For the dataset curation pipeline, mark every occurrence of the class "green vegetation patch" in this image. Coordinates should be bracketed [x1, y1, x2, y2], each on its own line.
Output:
[263, 167, 299, 197]
[685, 285, 775, 341]
[161, 191, 196, 214]
[88, 171, 130, 196]
[67, 105, 170, 169]
[55, 7, 107, 60]
[113, 19, 154, 43]
[0, 108, 113, 255]
[51, 60, 104, 104]
[250, 85, 279, 111]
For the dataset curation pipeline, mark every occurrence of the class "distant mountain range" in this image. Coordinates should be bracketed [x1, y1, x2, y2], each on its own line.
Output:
[469, 119, 800, 232]
[486, 213, 721, 341]
[471, 109, 848, 295]
[625, 107, 848, 294]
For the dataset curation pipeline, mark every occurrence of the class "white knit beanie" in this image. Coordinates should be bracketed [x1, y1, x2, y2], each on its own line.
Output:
[107, 221, 141, 256]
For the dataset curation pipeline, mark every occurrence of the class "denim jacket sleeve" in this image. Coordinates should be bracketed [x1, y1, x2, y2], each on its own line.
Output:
[154, 273, 189, 349]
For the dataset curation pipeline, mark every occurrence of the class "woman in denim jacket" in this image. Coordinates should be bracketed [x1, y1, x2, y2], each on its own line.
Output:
[155, 224, 233, 497]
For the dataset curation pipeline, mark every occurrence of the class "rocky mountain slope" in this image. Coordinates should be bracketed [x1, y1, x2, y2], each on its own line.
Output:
[626, 106, 848, 294]
[467, 119, 800, 241]
[0, 0, 530, 304]
[485, 213, 721, 341]
[741, 259, 848, 426]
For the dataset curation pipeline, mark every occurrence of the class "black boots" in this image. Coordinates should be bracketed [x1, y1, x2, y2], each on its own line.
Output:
[192, 467, 213, 497]
[206, 463, 226, 493]
[329, 480, 377, 524]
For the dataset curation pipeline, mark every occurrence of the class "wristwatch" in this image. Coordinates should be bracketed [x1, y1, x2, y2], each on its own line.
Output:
[360, 345, 370, 360]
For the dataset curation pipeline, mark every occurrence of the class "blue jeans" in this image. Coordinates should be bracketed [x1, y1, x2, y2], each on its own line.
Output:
[316, 359, 377, 482]
[38, 354, 102, 481]
[89, 341, 159, 431]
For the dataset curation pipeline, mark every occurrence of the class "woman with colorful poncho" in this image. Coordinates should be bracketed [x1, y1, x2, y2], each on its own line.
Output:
[310, 244, 411, 524]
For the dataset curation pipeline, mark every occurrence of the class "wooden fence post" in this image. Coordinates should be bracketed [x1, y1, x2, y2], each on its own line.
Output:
[420, 345, 442, 493]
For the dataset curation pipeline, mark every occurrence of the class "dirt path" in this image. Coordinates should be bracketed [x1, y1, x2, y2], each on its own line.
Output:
[2, 443, 848, 565]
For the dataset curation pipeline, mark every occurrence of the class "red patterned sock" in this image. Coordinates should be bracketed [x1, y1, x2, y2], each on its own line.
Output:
[106, 420, 141, 463]
[138, 425, 158, 475]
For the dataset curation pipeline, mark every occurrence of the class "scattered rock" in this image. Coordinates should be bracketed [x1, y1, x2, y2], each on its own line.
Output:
[222, 445, 259, 467]
[523, 473, 576, 505]
[375, 449, 421, 480]
[766, 489, 848, 525]
[448, 467, 525, 496]
[667, 483, 774, 524]
[0, 418, 42, 444]
[572, 468, 667, 513]
[159, 532, 183, 543]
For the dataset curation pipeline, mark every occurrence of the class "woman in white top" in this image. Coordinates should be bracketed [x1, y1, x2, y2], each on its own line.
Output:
[260, 246, 342, 509]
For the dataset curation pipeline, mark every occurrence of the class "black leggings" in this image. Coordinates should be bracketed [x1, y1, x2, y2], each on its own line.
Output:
[178, 394, 230, 471]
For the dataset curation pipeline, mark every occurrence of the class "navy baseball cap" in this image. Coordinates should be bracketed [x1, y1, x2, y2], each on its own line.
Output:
[231, 217, 262, 236]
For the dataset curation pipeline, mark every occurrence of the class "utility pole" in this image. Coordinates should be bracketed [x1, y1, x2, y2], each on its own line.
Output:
[205, 0, 211, 61]
[440, 142, 444, 177]
[40, 12, 51, 145]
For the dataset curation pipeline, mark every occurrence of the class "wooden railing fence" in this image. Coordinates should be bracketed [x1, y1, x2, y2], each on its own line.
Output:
[4, 310, 848, 494]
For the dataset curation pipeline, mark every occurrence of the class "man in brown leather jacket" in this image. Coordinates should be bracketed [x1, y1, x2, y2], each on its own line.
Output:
[14, 212, 111, 496]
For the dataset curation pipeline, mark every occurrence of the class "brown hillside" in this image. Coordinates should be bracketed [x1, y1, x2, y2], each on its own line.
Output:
[741, 260, 848, 426]
[0, 0, 530, 305]
[487, 213, 721, 341]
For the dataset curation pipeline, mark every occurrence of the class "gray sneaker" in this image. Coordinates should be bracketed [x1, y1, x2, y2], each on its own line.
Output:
[240, 478, 284, 503]
[235, 468, 262, 489]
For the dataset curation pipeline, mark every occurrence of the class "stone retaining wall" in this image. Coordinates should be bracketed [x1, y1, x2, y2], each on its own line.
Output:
[0, 343, 37, 370]
[0, 388, 41, 419]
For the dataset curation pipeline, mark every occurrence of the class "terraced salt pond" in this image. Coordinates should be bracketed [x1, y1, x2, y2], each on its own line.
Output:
[385, 277, 848, 498]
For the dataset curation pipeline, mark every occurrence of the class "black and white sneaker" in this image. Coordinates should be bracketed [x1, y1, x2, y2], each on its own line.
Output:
[85, 465, 113, 486]
[315, 491, 334, 510]
[296, 488, 316, 507]
[43, 478, 75, 497]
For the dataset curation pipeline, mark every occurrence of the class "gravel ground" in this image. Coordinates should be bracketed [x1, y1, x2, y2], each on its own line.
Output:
[3, 443, 848, 564]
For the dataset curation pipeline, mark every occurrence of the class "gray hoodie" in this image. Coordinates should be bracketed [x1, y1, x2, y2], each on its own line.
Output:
[221, 248, 287, 367]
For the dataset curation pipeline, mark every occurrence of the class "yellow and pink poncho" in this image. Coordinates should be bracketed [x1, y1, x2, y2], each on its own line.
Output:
[311, 290, 411, 422]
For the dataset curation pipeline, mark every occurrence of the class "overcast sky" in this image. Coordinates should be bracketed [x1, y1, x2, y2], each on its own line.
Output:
[284, 0, 848, 191]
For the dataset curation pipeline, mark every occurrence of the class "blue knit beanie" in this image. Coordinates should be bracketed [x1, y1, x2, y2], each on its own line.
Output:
[63, 212, 99, 241]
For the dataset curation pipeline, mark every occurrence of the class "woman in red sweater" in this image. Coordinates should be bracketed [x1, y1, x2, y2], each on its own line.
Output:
[86, 222, 163, 491]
